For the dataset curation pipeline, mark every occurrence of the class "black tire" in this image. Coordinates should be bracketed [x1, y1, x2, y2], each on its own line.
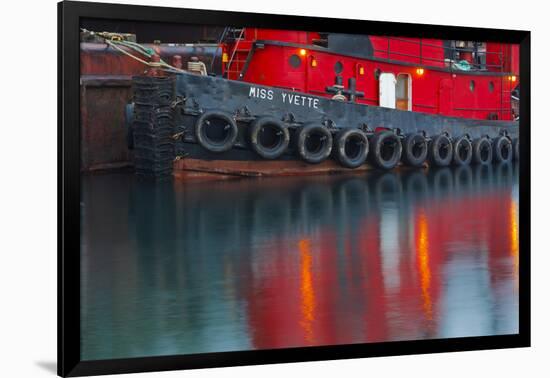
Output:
[249, 116, 290, 159]
[402, 134, 428, 167]
[472, 138, 493, 165]
[493, 136, 513, 164]
[513, 138, 520, 161]
[296, 124, 333, 164]
[369, 131, 402, 170]
[428, 134, 453, 167]
[334, 128, 369, 168]
[452, 135, 473, 166]
[195, 111, 238, 153]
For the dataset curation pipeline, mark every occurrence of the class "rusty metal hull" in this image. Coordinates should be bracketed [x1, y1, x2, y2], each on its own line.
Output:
[80, 43, 223, 171]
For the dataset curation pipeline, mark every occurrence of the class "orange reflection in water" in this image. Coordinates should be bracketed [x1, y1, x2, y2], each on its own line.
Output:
[415, 209, 433, 321]
[298, 239, 316, 343]
[509, 199, 519, 284]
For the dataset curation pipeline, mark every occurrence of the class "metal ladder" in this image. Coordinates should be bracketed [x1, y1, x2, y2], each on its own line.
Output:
[226, 28, 247, 79]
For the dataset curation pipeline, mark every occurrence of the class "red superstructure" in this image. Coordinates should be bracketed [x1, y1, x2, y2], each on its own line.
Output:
[221, 28, 519, 121]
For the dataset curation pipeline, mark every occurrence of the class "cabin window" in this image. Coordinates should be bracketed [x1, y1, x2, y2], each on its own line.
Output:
[470, 80, 476, 92]
[289, 54, 301, 68]
[489, 81, 495, 93]
[396, 74, 412, 111]
[334, 61, 344, 74]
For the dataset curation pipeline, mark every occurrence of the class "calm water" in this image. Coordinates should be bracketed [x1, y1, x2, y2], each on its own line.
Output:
[80, 164, 519, 360]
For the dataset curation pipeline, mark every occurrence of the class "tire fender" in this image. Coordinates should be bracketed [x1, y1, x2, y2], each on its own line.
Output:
[428, 134, 453, 167]
[452, 135, 473, 166]
[493, 135, 513, 163]
[401, 133, 427, 167]
[369, 131, 402, 170]
[195, 110, 238, 153]
[334, 128, 369, 168]
[296, 124, 333, 164]
[249, 116, 290, 159]
[472, 137, 493, 165]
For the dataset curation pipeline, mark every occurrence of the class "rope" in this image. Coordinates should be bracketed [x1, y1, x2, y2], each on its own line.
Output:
[105, 40, 185, 73]
[106, 40, 151, 66]
[80, 28, 186, 73]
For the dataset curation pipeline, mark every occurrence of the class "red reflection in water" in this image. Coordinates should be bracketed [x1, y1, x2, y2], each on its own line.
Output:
[358, 216, 388, 343]
[244, 180, 518, 349]
[80, 168, 519, 360]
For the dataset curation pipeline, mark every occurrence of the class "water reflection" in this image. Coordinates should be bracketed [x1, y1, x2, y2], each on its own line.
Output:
[80, 163, 519, 360]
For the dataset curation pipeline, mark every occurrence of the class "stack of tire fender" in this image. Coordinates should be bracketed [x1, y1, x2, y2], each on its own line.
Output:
[132, 76, 176, 177]
[194, 111, 519, 170]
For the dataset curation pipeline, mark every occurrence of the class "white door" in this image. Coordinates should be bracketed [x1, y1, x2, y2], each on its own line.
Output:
[379, 73, 397, 109]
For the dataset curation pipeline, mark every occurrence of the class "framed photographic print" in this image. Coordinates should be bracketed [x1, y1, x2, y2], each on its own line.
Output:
[59, 0, 530, 376]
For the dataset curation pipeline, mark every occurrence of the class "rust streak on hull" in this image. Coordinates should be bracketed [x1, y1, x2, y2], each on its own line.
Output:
[173, 158, 374, 179]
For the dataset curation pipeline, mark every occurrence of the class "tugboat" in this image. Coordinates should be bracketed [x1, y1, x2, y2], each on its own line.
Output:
[126, 27, 520, 178]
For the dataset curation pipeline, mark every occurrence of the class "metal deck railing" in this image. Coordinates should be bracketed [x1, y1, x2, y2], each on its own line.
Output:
[372, 36, 506, 72]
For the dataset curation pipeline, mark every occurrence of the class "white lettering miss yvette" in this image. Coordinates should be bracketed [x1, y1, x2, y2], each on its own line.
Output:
[249, 86, 319, 109]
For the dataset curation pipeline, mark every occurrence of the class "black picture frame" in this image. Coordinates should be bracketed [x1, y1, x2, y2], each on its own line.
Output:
[58, 1, 531, 376]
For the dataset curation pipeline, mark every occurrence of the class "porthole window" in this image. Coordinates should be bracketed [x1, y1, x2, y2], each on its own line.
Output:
[334, 61, 344, 74]
[488, 81, 494, 93]
[289, 54, 301, 68]
[470, 80, 475, 92]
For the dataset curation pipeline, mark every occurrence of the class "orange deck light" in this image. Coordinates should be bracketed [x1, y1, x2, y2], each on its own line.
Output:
[299, 48, 307, 56]
[310, 57, 317, 67]
[359, 65, 365, 75]
[222, 52, 229, 63]
[416, 67, 425, 76]
[509, 75, 517, 82]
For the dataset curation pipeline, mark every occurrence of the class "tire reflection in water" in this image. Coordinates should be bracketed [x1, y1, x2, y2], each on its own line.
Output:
[80, 163, 520, 360]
